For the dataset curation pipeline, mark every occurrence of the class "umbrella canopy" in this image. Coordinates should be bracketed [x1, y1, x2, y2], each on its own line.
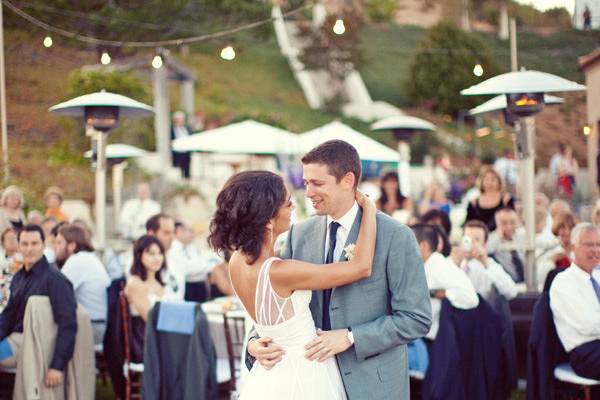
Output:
[469, 94, 564, 116]
[84, 143, 147, 159]
[461, 70, 585, 96]
[172, 120, 299, 155]
[370, 115, 436, 132]
[300, 121, 398, 162]
[49, 90, 154, 118]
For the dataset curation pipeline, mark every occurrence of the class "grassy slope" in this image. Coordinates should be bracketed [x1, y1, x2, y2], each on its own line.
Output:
[4, 23, 600, 206]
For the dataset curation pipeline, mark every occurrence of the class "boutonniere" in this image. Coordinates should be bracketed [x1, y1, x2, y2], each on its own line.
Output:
[344, 244, 356, 261]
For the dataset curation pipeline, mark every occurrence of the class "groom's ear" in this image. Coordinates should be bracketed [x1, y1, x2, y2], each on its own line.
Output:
[340, 171, 356, 190]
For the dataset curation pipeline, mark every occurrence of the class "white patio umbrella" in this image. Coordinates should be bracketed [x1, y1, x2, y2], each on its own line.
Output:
[370, 115, 436, 132]
[84, 143, 147, 159]
[172, 120, 299, 155]
[299, 121, 398, 162]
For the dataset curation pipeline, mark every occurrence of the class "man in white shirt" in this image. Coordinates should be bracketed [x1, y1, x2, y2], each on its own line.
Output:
[172, 221, 221, 302]
[456, 220, 518, 301]
[146, 214, 185, 300]
[412, 224, 479, 341]
[550, 222, 600, 380]
[487, 208, 526, 283]
[119, 183, 161, 240]
[54, 224, 110, 345]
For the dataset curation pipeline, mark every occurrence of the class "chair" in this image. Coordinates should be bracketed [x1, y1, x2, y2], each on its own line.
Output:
[119, 290, 144, 400]
[222, 312, 245, 392]
[94, 343, 109, 385]
[554, 363, 600, 400]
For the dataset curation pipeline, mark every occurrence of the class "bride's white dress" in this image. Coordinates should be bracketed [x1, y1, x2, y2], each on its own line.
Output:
[237, 257, 347, 400]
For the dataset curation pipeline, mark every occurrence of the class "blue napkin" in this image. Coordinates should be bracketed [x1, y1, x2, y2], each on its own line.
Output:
[157, 301, 197, 335]
[0, 338, 13, 361]
[407, 338, 429, 374]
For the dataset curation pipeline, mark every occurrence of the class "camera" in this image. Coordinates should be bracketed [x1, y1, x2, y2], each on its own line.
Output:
[461, 236, 473, 253]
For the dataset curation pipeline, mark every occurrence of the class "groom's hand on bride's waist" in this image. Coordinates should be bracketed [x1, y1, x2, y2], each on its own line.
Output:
[248, 337, 285, 370]
[304, 329, 352, 362]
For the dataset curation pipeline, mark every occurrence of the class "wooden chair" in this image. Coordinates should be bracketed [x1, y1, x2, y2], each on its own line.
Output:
[222, 313, 246, 393]
[94, 343, 109, 385]
[119, 290, 144, 400]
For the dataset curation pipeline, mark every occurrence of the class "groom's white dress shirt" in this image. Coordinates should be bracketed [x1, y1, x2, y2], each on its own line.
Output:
[550, 264, 600, 352]
[425, 252, 479, 340]
[325, 202, 359, 262]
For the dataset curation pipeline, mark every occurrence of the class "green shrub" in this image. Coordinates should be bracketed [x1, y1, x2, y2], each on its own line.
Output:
[65, 70, 149, 102]
[367, 0, 397, 23]
[405, 23, 499, 116]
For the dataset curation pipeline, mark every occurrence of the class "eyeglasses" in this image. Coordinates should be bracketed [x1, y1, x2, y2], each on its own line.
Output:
[578, 242, 600, 248]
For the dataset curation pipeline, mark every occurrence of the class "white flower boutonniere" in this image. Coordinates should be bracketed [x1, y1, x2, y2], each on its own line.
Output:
[344, 244, 356, 261]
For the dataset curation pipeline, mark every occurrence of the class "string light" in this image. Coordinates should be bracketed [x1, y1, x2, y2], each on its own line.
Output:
[473, 64, 483, 77]
[583, 125, 591, 136]
[43, 36, 53, 48]
[220, 46, 236, 61]
[100, 51, 111, 65]
[151, 54, 163, 69]
[4, 0, 312, 49]
[333, 19, 345, 35]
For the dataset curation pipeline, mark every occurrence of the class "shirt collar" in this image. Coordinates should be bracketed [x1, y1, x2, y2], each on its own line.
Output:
[327, 201, 359, 233]
[570, 262, 595, 278]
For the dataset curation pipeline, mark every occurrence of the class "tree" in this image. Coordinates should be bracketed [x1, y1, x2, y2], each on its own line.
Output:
[406, 22, 499, 116]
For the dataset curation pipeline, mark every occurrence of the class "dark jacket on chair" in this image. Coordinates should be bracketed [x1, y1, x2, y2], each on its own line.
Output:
[526, 292, 568, 400]
[103, 278, 126, 399]
[142, 302, 218, 400]
[423, 296, 504, 400]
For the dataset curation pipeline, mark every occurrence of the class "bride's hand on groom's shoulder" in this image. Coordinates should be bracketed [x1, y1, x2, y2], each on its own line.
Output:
[304, 329, 352, 362]
[355, 191, 375, 213]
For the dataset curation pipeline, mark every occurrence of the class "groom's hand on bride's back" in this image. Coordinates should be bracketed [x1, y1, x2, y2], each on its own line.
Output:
[248, 337, 285, 370]
[304, 329, 352, 362]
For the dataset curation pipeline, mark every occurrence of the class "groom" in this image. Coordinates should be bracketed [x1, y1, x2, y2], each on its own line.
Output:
[248, 140, 432, 398]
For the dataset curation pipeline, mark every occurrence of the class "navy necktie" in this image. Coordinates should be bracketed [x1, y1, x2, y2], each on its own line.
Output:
[510, 250, 525, 283]
[591, 276, 600, 304]
[322, 221, 340, 331]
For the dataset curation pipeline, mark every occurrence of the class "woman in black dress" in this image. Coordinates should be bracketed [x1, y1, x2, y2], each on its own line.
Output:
[465, 166, 514, 232]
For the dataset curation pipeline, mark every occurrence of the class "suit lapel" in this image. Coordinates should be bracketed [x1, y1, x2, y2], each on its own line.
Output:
[331, 207, 362, 298]
[309, 217, 328, 323]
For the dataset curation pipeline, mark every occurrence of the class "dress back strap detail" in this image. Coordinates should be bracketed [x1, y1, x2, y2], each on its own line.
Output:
[254, 257, 295, 326]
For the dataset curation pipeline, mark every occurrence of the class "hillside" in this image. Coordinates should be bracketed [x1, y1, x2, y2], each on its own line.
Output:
[4, 21, 599, 206]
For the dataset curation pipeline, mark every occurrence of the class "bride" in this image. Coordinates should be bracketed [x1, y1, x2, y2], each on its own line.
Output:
[208, 170, 376, 399]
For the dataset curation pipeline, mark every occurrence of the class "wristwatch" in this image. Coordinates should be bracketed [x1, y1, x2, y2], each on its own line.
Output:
[347, 326, 354, 345]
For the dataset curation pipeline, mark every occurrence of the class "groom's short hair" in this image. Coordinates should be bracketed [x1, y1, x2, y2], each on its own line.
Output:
[301, 140, 361, 189]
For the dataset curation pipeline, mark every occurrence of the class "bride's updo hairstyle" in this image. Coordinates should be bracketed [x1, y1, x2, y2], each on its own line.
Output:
[208, 171, 287, 264]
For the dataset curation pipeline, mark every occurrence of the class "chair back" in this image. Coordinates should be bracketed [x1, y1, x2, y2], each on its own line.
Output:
[222, 313, 245, 391]
[118, 290, 143, 400]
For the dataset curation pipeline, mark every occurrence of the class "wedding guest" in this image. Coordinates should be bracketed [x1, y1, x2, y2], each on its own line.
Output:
[124, 235, 178, 362]
[170, 111, 192, 178]
[591, 204, 600, 228]
[41, 217, 58, 264]
[550, 223, 600, 381]
[412, 224, 478, 342]
[418, 181, 451, 216]
[0, 186, 26, 233]
[0, 228, 20, 276]
[377, 171, 412, 216]
[455, 220, 517, 301]
[537, 212, 577, 292]
[557, 145, 578, 199]
[487, 208, 525, 283]
[54, 224, 110, 345]
[465, 167, 514, 232]
[119, 183, 161, 240]
[44, 186, 68, 222]
[26, 210, 43, 226]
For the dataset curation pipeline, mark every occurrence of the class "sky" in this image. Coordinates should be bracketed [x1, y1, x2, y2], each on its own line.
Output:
[513, 0, 575, 13]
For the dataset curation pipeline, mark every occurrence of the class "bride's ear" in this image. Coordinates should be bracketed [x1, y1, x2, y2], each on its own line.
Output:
[266, 220, 274, 232]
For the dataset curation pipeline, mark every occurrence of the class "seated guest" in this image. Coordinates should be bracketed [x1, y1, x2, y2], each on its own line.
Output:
[418, 181, 451, 216]
[0, 225, 77, 388]
[421, 209, 452, 257]
[455, 220, 518, 301]
[550, 223, 600, 380]
[54, 224, 110, 346]
[41, 217, 58, 264]
[535, 207, 559, 262]
[146, 214, 185, 300]
[0, 186, 26, 232]
[124, 235, 179, 362]
[465, 167, 514, 232]
[119, 183, 161, 241]
[487, 207, 526, 283]
[172, 221, 220, 303]
[412, 224, 479, 342]
[537, 212, 576, 292]
[44, 186, 68, 222]
[0, 227, 20, 275]
[377, 171, 412, 216]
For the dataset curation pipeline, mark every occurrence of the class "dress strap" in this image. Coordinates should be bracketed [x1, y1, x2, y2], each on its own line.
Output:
[254, 257, 295, 326]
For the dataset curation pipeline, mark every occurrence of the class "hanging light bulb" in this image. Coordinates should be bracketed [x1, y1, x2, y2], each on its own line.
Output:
[220, 46, 236, 61]
[100, 51, 111, 65]
[43, 36, 53, 48]
[473, 63, 484, 77]
[333, 18, 346, 35]
[152, 55, 163, 69]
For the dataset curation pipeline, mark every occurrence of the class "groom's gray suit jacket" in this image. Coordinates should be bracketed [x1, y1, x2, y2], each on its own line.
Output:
[281, 209, 432, 400]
